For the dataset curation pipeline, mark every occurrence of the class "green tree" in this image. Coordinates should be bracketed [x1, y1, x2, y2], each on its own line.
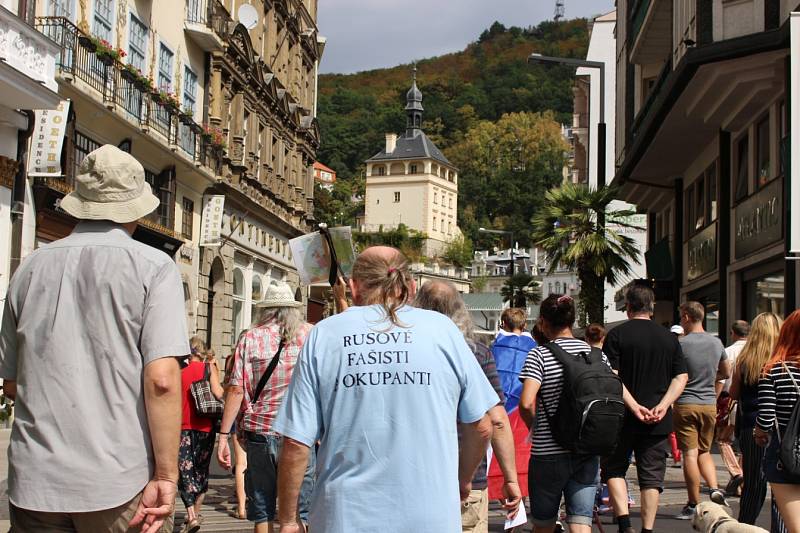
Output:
[531, 183, 642, 326]
[501, 273, 541, 309]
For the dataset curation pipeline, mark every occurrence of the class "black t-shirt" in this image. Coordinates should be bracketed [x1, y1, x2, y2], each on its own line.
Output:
[603, 319, 688, 435]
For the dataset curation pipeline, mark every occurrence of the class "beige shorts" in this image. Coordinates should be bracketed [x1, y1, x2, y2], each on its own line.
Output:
[10, 492, 174, 533]
[461, 488, 489, 533]
[674, 403, 717, 452]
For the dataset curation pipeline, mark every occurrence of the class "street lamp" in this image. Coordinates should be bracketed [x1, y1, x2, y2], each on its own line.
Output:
[528, 53, 606, 188]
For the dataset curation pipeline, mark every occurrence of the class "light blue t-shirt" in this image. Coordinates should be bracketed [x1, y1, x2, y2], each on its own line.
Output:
[273, 304, 499, 532]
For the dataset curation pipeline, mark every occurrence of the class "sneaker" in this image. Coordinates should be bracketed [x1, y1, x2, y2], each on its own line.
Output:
[710, 489, 729, 507]
[675, 503, 696, 520]
[725, 474, 743, 497]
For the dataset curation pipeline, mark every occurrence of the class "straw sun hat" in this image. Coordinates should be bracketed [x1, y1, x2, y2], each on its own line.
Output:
[59, 144, 160, 224]
[255, 281, 302, 308]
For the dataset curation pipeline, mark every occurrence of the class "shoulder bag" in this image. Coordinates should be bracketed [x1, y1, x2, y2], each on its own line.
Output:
[190, 363, 225, 419]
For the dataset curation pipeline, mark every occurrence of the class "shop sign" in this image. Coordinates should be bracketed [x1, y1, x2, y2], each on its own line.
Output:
[734, 179, 782, 259]
[687, 222, 717, 282]
[199, 195, 225, 246]
[27, 99, 70, 176]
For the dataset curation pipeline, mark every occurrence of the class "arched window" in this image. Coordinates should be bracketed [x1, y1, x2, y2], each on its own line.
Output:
[232, 268, 245, 343]
[548, 282, 553, 295]
[448, 221, 452, 235]
[440, 219, 444, 232]
[433, 217, 437, 232]
[251, 274, 263, 323]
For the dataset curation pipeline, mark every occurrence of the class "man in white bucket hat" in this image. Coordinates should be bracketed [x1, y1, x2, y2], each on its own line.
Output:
[0, 144, 189, 532]
[217, 280, 315, 533]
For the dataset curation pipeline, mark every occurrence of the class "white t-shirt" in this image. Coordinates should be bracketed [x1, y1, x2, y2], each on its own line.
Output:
[722, 339, 747, 391]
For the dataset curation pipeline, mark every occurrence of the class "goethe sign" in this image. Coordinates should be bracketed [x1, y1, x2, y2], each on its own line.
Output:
[27, 100, 71, 177]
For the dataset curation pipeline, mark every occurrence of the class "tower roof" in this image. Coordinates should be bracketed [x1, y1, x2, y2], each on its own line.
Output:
[405, 65, 423, 111]
[366, 132, 452, 166]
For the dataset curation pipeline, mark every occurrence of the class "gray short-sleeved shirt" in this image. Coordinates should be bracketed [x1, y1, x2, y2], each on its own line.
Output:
[0, 221, 189, 512]
[677, 332, 727, 405]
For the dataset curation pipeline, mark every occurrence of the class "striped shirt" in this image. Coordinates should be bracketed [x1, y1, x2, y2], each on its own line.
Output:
[519, 337, 609, 456]
[230, 321, 312, 435]
[757, 361, 800, 435]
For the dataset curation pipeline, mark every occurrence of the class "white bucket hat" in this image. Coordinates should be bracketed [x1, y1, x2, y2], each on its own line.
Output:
[59, 144, 160, 224]
[255, 281, 302, 308]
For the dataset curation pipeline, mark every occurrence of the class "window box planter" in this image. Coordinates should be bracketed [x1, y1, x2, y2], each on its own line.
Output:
[78, 35, 96, 52]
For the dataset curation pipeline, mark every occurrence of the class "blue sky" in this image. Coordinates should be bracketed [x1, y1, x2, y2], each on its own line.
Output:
[317, 0, 616, 74]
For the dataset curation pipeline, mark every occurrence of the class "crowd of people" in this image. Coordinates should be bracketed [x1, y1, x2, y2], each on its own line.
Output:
[0, 145, 798, 533]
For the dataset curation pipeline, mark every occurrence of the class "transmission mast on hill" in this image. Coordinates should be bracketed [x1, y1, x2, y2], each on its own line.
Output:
[554, 0, 565, 21]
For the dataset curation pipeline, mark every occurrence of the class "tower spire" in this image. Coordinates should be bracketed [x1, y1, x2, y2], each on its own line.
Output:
[405, 63, 423, 137]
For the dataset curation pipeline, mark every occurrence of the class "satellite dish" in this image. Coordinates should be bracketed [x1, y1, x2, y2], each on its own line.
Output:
[238, 4, 259, 30]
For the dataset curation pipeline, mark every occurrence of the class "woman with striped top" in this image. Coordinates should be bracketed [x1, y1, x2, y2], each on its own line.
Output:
[755, 310, 800, 533]
[729, 312, 785, 532]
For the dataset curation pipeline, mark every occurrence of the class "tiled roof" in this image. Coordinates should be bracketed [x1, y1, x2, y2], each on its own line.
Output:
[462, 292, 505, 311]
[366, 131, 452, 166]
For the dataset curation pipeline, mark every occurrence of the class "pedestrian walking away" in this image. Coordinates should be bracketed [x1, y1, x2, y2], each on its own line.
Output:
[0, 145, 189, 533]
[519, 294, 620, 533]
[272, 246, 498, 533]
[717, 320, 751, 494]
[178, 337, 224, 533]
[674, 301, 732, 519]
[754, 309, 800, 533]
[223, 350, 248, 521]
[729, 312, 786, 533]
[217, 281, 315, 533]
[415, 281, 521, 531]
[601, 285, 689, 533]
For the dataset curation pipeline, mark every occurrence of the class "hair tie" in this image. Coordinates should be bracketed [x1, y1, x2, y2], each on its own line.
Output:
[557, 295, 573, 304]
[387, 268, 397, 276]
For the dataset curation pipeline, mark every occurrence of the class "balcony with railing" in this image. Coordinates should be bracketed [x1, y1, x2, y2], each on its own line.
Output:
[184, 0, 227, 52]
[35, 16, 222, 167]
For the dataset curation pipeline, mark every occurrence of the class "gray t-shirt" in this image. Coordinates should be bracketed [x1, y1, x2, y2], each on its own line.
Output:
[0, 222, 189, 512]
[677, 332, 727, 405]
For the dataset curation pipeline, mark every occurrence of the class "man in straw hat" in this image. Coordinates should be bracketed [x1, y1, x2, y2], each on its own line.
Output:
[0, 144, 189, 532]
[273, 246, 498, 533]
[217, 280, 315, 533]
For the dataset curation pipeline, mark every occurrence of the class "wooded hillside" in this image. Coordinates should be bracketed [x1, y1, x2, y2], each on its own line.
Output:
[315, 19, 591, 247]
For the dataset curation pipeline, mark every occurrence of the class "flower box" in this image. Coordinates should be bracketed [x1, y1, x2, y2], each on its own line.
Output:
[78, 35, 96, 52]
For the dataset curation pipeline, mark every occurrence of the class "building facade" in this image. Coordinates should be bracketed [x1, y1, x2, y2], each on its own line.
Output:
[313, 160, 335, 190]
[364, 72, 460, 256]
[0, 1, 59, 317]
[29, 0, 322, 357]
[613, 0, 796, 342]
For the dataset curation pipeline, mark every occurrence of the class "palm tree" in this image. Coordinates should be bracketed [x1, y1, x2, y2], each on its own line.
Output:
[531, 182, 642, 326]
[501, 273, 541, 309]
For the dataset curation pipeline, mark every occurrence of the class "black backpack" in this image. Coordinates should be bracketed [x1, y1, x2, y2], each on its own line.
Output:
[778, 362, 800, 476]
[542, 341, 625, 456]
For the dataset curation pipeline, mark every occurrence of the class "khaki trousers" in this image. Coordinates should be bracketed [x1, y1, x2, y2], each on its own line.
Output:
[461, 488, 489, 533]
[10, 493, 174, 533]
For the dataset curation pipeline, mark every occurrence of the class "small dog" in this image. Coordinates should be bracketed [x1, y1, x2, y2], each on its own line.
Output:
[692, 502, 768, 533]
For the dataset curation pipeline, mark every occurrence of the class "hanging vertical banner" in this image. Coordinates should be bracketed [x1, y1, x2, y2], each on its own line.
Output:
[200, 195, 226, 246]
[27, 99, 71, 177]
[790, 13, 800, 254]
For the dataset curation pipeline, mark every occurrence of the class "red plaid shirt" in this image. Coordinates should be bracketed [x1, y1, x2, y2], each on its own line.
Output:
[229, 321, 312, 435]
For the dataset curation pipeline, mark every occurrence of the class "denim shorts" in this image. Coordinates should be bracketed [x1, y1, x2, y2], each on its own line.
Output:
[763, 436, 800, 485]
[528, 453, 600, 526]
[244, 432, 316, 524]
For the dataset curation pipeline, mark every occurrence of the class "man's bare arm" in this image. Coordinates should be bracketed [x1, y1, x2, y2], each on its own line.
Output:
[277, 437, 311, 532]
[651, 373, 688, 422]
[143, 357, 182, 482]
[459, 414, 493, 501]
[487, 405, 521, 515]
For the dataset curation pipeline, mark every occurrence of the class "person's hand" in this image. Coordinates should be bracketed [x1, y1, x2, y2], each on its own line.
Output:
[217, 435, 231, 470]
[333, 276, 349, 312]
[128, 479, 177, 533]
[632, 403, 653, 423]
[649, 403, 668, 423]
[279, 522, 303, 533]
[459, 479, 472, 502]
[501, 480, 522, 519]
[753, 427, 770, 447]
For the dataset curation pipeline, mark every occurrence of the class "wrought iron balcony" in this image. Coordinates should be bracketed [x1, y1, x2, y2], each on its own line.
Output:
[184, 0, 227, 52]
